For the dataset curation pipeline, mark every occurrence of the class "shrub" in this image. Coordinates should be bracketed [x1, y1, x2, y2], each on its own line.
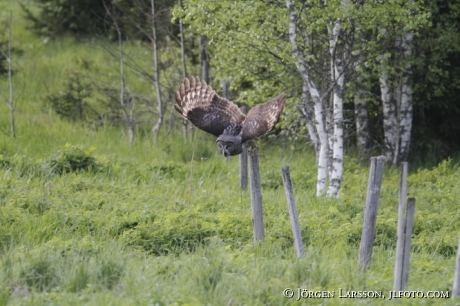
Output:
[44, 143, 102, 174]
[46, 72, 96, 122]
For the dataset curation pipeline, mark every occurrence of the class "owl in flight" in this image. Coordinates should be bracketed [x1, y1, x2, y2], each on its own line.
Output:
[174, 77, 285, 157]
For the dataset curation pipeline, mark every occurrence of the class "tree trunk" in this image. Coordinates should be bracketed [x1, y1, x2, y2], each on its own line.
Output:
[398, 30, 413, 162]
[128, 121, 135, 144]
[354, 88, 370, 159]
[286, 0, 328, 196]
[189, 35, 197, 66]
[151, 0, 163, 140]
[300, 84, 319, 156]
[111, 6, 135, 144]
[327, 16, 345, 197]
[199, 36, 209, 83]
[379, 54, 398, 164]
[178, 0, 188, 140]
[380, 30, 413, 166]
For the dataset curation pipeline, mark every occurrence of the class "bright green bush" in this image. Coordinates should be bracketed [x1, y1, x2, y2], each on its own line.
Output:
[44, 143, 103, 175]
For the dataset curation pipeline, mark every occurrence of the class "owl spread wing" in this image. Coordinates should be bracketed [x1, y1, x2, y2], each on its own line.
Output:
[174, 77, 246, 137]
[241, 94, 285, 143]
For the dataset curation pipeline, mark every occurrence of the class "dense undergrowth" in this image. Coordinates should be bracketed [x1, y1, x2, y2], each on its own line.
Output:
[1, 130, 460, 305]
[1, 2, 460, 305]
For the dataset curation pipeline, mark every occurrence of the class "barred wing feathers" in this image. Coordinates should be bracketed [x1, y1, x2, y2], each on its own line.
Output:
[241, 94, 285, 143]
[174, 77, 245, 137]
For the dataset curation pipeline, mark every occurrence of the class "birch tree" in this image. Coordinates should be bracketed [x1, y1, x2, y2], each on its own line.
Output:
[378, 21, 417, 166]
[286, 0, 353, 196]
[326, 3, 347, 196]
[176, 0, 427, 196]
[286, 0, 329, 196]
[178, 0, 189, 139]
[104, 3, 136, 144]
[397, 30, 414, 163]
[354, 82, 371, 160]
[151, 0, 164, 140]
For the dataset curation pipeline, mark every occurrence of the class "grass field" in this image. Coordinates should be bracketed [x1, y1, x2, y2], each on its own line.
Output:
[1, 2, 460, 305]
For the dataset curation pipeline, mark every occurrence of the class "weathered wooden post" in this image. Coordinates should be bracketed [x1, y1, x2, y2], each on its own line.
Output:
[248, 142, 264, 242]
[222, 79, 248, 190]
[358, 156, 386, 270]
[394, 162, 408, 290]
[239, 106, 248, 191]
[453, 238, 460, 298]
[402, 198, 416, 288]
[281, 166, 305, 258]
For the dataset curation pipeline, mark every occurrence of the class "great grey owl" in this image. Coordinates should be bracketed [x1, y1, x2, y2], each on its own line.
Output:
[174, 77, 285, 157]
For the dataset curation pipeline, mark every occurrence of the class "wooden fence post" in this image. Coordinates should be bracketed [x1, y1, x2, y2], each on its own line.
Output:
[402, 198, 416, 289]
[281, 166, 305, 258]
[358, 156, 386, 271]
[240, 146, 248, 190]
[248, 142, 264, 242]
[239, 106, 248, 190]
[222, 79, 248, 190]
[394, 162, 408, 290]
[453, 237, 460, 297]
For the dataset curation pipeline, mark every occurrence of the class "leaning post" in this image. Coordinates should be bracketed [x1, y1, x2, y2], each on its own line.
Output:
[358, 156, 386, 270]
[281, 165, 305, 258]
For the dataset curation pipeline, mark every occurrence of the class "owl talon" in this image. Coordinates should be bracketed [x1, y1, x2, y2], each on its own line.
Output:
[245, 140, 257, 152]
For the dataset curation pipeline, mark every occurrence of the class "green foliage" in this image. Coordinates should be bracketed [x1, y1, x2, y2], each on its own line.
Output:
[20, 0, 177, 41]
[412, 0, 460, 156]
[1, 135, 460, 304]
[44, 143, 102, 174]
[46, 72, 96, 122]
[20, 0, 105, 38]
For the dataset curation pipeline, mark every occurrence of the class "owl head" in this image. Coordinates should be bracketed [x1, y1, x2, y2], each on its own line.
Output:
[215, 123, 243, 157]
[216, 135, 243, 157]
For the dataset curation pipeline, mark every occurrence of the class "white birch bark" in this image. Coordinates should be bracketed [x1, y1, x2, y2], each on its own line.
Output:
[398, 30, 413, 162]
[300, 84, 320, 156]
[286, 0, 328, 196]
[355, 87, 370, 159]
[151, 0, 163, 140]
[327, 14, 345, 197]
[379, 54, 398, 163]
[178, 0, 189, 139]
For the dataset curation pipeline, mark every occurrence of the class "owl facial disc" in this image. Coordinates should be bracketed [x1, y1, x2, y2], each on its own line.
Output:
[216, 140, 239, 157]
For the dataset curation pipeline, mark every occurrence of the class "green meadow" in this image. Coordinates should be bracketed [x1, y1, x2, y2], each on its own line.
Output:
[1, 2, 460, 305]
